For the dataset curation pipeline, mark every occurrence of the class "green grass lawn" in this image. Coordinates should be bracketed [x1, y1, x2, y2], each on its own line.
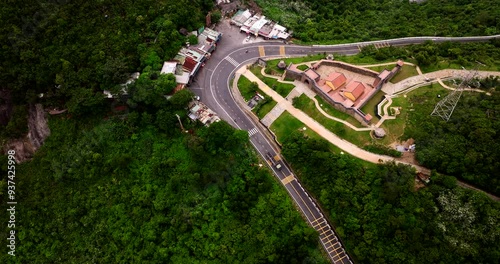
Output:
[292, 94, 373, 147]
[250, 66, 295, 98]
[266, 54, 325, 74]
[388, 83, 450, 141]
[237, 75, 258, 101]
[253, 99, 277, 119]
[390, 65, 420, 83]
[237, 74, 277, 120]
[270, 111, 342, 153]
[364, 64, 396, 73]
[297, 64, 309, 71]
[377, 116, 407, 145]
[361, 90, 386, 122]
[270, 111, 378, 165]
[313, 95, 360, 125]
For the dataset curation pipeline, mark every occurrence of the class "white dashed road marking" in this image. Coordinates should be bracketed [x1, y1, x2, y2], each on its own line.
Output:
[248, 127, 259, 137]
[226, 56, 239, 67]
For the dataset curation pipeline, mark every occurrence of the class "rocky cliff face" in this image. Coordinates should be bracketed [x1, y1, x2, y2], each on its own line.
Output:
[4, 104, 50, 163]
[27, 104, 51, 150]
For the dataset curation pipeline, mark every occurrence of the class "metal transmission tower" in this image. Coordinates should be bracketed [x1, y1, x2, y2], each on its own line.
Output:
[431, 68, 479, 121]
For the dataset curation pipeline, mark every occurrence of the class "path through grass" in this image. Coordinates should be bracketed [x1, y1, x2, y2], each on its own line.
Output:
[250, 66, 295, 97]
[293, 94, 373, 147]
[237, 75, 277, 119]
[390, 65, 420, 83]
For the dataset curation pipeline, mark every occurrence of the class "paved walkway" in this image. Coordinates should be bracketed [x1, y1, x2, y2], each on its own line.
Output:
[261, 104, 286, 127]
[241, 67, 430, 173]
[437, 78, 490, 94]
[374, 96, 397, 128]
[383, 69, 500, 95]
[293, 80, 317, 99]
[261, 67, 375, 131]
[285, 86, 303, 101]
[240, 65, 500, 201]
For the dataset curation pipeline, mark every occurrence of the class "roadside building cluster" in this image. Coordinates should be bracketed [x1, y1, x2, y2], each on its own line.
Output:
[188, 100, 221, 126]
[166, 28, 223, 127]
[104, 28, 222, 99]
[161, 28, 222, 88]
[104, 27, 223, 126]
[231, 9, 290, 40]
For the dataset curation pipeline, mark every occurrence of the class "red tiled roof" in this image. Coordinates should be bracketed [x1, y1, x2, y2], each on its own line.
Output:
[305, 69, 320, 80]
[320, 84, 332, 94]
[325, 72, 347, 88]
[397, 60, 404, 67]
[167, 84, 185, 95]
[183, 57, 197, 72]
[345, 81, 366, 100]
[378, 70, 391, 80]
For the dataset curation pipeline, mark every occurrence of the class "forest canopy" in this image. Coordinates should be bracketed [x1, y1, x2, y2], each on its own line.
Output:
[0, 114, 328, 263]
[254, 0, 500, 43]
[404, 84, 500, 196]
[0, 0, 212, 116]
[281, 132, 500, 263]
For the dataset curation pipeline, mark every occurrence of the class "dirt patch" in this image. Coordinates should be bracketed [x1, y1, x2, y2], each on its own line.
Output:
[398, 151, 418, 165]
[246, 0, 262, 14]
[390, 138, 419, 164]
[414, 178, 426, 191]
[389, 106, 401, 116]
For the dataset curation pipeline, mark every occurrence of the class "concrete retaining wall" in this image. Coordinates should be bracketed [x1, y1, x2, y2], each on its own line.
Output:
[285, 60, 377, 126]
[315, 60, 379, 78]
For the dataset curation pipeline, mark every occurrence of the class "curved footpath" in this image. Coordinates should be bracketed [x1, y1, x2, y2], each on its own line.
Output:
[241, 67, 429, 172]
[241, 67, 500, 202]
[259, 67, 374, 131]
[197, 33, 500, 263]
[384, 69, 500, 95]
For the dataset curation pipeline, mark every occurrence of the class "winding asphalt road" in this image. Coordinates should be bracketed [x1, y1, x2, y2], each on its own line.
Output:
[194, 29, 500, 264]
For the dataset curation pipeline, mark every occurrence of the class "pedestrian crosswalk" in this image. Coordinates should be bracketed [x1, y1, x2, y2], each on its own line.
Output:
[226, 56, 239, 67]
[248, 127, 259, 137]
[357, 42, 391, 51]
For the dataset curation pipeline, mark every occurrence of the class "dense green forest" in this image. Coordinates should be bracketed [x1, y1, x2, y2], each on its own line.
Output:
[0, 112, 328, 263]
[0, 1, 329, 262]
[355, 39, 500, 71]
[254, 0, 500, 43]
[2, 0, 500, 262]
[0, 0, 211, 117]
[404, 84, 500, 196]
[281, 132, 500, 263]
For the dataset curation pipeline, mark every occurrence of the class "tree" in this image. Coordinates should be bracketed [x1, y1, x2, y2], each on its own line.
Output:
[155, 109, 178, 133]
[187, 34, 198, 46]
[210, 10, 222, 24]
[155, 73, 176, 95]
[169, 89, 194, 110]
